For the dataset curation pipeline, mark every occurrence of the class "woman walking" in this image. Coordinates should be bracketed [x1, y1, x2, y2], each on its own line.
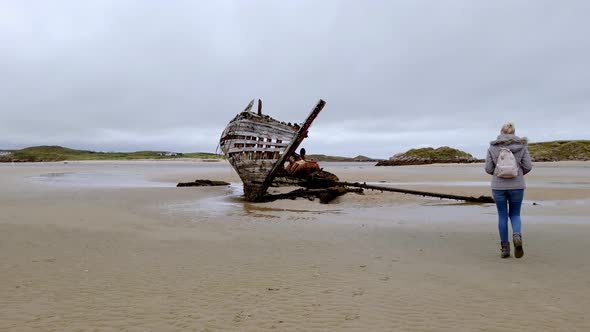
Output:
[485, 123, 533, 258]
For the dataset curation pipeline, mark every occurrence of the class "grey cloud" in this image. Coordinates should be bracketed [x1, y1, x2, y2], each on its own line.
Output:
[1, 0, 589, 158]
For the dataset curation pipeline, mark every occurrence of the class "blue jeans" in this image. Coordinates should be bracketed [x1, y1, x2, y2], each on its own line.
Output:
[492, 189, 524, 242]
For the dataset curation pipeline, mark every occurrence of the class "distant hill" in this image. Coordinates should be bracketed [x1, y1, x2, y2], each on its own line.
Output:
[307, 154, 381, 162]
[0, 146, 380, 163]
[5, 141, 588, 163]
[0, 146, 221, 162]
[376, 147, 481, 166]
[529, 140, 590, 161]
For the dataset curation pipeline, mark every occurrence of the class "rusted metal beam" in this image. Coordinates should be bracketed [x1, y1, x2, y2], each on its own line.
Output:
[336, 181, 494, 203]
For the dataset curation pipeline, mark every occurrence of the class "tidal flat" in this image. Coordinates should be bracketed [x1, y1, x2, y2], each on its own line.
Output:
[1, 160, 589, 331]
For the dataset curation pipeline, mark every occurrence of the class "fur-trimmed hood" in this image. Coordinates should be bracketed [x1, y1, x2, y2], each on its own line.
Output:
[490, 134, 528, 146]
[490, 134, 528, 153]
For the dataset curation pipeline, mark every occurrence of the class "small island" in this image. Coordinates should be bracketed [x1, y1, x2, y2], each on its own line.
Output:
[529, 140, 590, 162]
[376, 147, 481, 166]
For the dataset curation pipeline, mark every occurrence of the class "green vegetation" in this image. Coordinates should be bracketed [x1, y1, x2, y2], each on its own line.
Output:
[307, 154, 354, 162]
[0, 146, 222, 162]
[352, 155, 376, 162]
[528, 140, 590, 161]
[402, 147, 476, 161]
[307, 154, 380, 162]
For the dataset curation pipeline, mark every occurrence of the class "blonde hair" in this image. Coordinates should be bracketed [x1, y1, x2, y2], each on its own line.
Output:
[501, 122, 515, 135]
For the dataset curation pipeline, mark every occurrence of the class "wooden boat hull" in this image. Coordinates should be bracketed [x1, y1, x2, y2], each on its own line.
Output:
[219, 99, 326, 201]
[219, 101, 297, 201]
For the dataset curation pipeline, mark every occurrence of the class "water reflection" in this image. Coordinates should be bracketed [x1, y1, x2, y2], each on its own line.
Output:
[168, 183, 344, 219]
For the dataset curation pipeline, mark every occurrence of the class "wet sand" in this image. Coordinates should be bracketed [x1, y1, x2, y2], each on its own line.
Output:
[1, 161, 589, 331]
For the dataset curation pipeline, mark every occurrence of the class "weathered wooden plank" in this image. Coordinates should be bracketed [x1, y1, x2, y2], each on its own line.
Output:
[227, 147, 285, 154]
[237, 165, 277, 174]
[234, 159, 276, 166]
[223, 139, 289, 146]
[238, 165, 274, 172]
[234, 160, 279, 167]
[241, 160, 274, 169]
[224, 130, 295, 142]
[234, 161, 277, 173]
[229, 121, 296, 137]
[224, 140, 289, 148]
[224, 121, 292, 135]
[239, 119, 296, 131]
[223, 122, 295, 135]
[221, 129, 295, 142]
[243, 99, 255, 113]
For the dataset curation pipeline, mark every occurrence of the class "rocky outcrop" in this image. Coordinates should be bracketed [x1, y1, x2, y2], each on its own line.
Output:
[376, 147, 482, 166]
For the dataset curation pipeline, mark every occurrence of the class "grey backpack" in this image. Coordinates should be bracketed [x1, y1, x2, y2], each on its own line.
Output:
[494, 147, 519, 178]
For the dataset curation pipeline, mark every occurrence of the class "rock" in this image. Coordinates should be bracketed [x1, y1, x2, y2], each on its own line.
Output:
[177, 179, 230, 187]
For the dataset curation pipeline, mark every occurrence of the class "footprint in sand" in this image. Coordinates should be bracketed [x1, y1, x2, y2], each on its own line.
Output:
[345, 313, 360, 320]
[233, 311, 252, 323]
[352, 288, 365, 296]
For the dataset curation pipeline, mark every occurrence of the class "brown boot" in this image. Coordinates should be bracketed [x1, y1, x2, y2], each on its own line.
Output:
[513, 233, 524, 258]
[501, 241, 510, 258]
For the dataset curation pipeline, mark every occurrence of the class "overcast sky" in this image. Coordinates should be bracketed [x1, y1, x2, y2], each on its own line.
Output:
[1, 1, 589, 158]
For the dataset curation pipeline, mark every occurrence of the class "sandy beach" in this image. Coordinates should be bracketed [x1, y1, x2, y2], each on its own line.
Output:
[1, 160, 589, 331]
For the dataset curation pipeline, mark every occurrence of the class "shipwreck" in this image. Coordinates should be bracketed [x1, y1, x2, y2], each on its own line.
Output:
[219, 99, 326, 202]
